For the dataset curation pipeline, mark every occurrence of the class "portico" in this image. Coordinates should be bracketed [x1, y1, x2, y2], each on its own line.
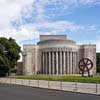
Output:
[41, 49, 77, 75]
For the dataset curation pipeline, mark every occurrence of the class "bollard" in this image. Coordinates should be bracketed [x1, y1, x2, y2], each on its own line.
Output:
[29, 79, 30, 86]
[60, 81, 62, 90]
[10, 78, 12, 86]
[38, 79, 39, 87]
[14, 78, 16, 86]
[75, 82, 77, 92]
[48, 80, 50, 88]
[96, 83, 98, 94]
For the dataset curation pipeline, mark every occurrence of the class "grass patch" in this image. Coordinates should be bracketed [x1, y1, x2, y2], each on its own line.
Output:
[10, 75, 100, 83]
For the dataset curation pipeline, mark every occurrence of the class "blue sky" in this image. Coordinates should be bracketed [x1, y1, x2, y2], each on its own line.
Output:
[0, 0, 100, 51]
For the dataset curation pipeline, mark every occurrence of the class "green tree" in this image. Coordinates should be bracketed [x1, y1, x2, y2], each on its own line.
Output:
[0, 37, 21, 76]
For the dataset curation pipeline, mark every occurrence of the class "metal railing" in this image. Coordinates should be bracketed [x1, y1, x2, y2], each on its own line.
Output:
[0, 78, 100, 95]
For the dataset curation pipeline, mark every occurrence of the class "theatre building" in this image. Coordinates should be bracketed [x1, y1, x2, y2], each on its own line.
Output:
[22, 35, 96, 75]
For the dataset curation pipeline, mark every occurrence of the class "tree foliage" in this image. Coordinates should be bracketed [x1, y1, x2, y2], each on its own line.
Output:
[0, 37, 21, 76]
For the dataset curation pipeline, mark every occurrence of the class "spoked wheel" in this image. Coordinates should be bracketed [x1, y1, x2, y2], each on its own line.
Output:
[78, 58, 93, 77]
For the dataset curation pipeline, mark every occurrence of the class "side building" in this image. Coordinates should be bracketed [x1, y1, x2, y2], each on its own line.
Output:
[22, 35, 96, 75]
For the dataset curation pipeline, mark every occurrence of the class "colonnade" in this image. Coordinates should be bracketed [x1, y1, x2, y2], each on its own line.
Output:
[41, 50, 77, 75]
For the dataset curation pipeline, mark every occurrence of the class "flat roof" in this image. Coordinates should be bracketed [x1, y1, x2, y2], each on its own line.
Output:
[40, 35, 67, 41]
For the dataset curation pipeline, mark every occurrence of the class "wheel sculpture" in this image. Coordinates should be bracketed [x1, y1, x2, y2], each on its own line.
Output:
[78, 58, 93, 77]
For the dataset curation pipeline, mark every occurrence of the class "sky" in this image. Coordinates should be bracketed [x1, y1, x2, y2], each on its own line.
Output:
[0, 0, 100, 52]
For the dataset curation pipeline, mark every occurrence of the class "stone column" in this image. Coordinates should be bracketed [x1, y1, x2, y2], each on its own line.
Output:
[56, 52, 59, 75]
[72, 52, 75, 74]
[63, 52, 66, 74]
[49, 52, 51, 74]
[74, 52, 77, 74]
[42, 52, 45, 74]
[60, 52, 62, 75]
[70, 51, 72, 74]
[67, 51, 69, 74]
[44, 52, 46, 74]
[76, 52, 79, 74]
[52, 52, 55, 74]
[45, 52, 48, 75]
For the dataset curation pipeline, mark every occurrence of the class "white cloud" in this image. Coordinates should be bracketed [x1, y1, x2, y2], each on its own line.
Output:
[0, 0, 100, 51]
[30, 21, 98, 34]
[0, 25, 38, 42]
[96, 35, 100, 52]
[1, 20, 98, 42]
[79, 0, 100, 6]
[0, 0, 99, 32]
[0, 0, 34, 31]
[96, 40, 100, 52]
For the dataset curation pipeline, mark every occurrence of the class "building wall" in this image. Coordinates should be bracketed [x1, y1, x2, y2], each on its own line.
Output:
[22, 45, 39, 75]
[78, 44, 96, 75]
[16, 62, 23, 75]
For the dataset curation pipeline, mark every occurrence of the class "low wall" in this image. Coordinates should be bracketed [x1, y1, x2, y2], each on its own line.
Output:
[0, 78, 100, 95]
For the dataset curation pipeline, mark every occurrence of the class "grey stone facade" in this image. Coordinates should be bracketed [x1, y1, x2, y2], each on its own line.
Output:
[22, 35, 96, 75]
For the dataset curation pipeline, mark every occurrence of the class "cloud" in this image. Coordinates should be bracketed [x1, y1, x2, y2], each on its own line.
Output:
[0, 0, 100, 52]
[0, 0, 99, 31]
[96, 40, 100, 52]
[30, 21, 99, 35]
[0, 0, 34, 31]
[79, 0, 100, 6]
[0, 25, 38, 42]
[10, 0, 100, 26]
[1, 20, 99, 42]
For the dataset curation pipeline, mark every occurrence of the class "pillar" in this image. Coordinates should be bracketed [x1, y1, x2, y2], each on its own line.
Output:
[49, 52, 51, 74]
[72, 52, 74, 74]
[70, 51, 72, 74]
[56, 52, 59, 75]
[63, 52, 66, 74]
[45, 52, 48, 75]
[60, 52, 62, 75]
[74, 52, 77, 74]
[52, 52, 55, 74]
[67, 51, 70, 74]
[42, 52, 45, 74]
[72, 52, 75, 74]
